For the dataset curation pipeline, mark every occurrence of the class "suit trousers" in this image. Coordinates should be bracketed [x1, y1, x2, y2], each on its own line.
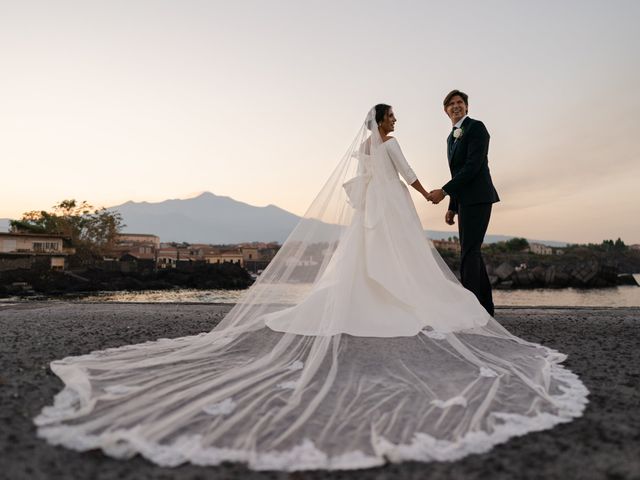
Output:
[457, 202, 495, 316]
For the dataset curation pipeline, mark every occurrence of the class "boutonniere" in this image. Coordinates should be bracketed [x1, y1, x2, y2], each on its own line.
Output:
[453, 128, 464, 141]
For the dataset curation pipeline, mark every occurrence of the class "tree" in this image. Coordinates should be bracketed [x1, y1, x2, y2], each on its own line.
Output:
[504, 237, 530, 252]
[10, 200, 125, 263]
[614, 238, 627, 251]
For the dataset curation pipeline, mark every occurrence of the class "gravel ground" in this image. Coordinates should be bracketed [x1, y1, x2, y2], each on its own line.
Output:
[1, 302, 639, 480]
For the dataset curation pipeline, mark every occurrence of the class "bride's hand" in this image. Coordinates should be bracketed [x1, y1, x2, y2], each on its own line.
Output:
[429, 189, 446, 205]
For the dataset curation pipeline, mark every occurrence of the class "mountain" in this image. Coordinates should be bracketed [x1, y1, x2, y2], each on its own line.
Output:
[110, 192, 300, 244]
[2, 197, 568, 247]
[108, 192, 568, 246]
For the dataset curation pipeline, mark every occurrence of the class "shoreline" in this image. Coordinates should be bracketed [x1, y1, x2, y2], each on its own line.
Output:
[2, 300, 639, 310]
[2, 303, 639, 479]
[1, 272, 638, 301]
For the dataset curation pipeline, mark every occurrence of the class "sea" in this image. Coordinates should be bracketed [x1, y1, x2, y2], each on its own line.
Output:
[3, 274, 638, 308]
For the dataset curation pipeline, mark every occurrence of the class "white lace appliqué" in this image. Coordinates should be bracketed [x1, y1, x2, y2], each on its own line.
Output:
[202, 398, 236, 416]
[431, 396, 468, 408]
[422, 329, 447, 340]
[287, 360, 304, 371]
[104, 385, 143, 395]
[480, 367, 499, 377]
[276, 381, 298, 390]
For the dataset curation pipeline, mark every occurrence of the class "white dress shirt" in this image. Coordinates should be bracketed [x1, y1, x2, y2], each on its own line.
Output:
[443, 115, 469, 196]
[454, 115, 468, 129]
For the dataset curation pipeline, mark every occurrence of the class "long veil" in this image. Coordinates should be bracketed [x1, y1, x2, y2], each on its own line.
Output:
[35, 108, 589, 471]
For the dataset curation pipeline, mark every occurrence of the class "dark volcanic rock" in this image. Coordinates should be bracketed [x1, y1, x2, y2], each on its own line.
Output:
[512, 270, 537, 287]
[495, 262, 514, 280]
[0, 263, 252, 297]
[618, 273, 640, 286]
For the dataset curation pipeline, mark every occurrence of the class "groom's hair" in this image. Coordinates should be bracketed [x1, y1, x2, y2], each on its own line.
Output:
[443, 90, 469, 108]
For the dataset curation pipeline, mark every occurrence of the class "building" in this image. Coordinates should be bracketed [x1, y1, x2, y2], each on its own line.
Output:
[115, 233, 160, 248]
[104, 233, 160, 262]
[285, 256, 319, 267]
[238, 244, 274, 272]
[106, 243, 156, 261]
[0, 232, 74, 271]
[205, 248, 244, 266]
[157, 245, 204, 268]
[432, 239, 461, 253]
[529, 243, 553, 255]
[241, 247, 259, 263]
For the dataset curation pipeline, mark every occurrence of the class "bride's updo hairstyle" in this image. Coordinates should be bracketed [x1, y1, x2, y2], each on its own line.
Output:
[367, 103, 391, 130]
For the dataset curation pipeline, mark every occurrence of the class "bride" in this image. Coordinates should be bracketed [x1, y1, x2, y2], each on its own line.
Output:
[35, 105, 588, 471]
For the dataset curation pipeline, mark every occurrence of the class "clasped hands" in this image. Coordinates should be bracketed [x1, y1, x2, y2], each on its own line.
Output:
[424, 188, 456, 225]
[425, 188, 446, 205]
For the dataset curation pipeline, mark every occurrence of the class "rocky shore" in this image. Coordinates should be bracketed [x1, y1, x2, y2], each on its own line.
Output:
[436, 249, 640, 289]
[0, 263, 252, 298]
[2, 302, 639, 479]
[488, 261, 639, 289]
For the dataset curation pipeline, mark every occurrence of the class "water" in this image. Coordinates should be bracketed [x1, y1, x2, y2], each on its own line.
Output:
[78, 289, 247, 304]
[493, 284, 640, 307]
[4, 274, 635, 307]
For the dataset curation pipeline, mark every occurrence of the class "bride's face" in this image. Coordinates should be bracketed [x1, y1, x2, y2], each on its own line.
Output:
[445, 96, 467, 124]
[379, 108, 396, 134]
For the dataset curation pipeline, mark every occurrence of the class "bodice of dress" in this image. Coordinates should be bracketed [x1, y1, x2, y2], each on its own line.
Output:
[380, 138, 418, 185]
[354, 137, 417, 186]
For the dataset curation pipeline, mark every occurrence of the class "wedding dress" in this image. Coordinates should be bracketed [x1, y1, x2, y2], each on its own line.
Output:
[35, 108, 588, 471]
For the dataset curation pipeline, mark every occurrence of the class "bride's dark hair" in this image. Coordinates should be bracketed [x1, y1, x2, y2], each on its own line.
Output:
[367, 103, 391, 130]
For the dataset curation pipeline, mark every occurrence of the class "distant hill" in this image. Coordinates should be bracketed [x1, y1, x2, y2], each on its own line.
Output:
[108, 191, 568, 246]
[0, 218, 10, 232]
[109, 192, 300, 244]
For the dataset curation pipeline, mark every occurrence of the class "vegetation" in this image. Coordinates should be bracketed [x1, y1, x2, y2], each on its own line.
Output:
[10, 199, 124, 264]
[435, 236, 640, 278]
[566, 238, 628, 253]
[483, 237, 530, 254]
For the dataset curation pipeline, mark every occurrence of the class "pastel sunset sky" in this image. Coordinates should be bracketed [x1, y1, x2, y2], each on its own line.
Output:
[1, 0, 638, 243]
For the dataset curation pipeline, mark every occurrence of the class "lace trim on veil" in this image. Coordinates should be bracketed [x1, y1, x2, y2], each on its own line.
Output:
[35, 345, 588, 472]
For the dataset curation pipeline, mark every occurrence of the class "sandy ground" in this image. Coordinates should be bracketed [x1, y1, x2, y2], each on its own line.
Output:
[1, 302, 639, 480]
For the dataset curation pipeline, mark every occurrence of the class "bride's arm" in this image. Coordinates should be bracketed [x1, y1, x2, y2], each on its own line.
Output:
[386, 139, 431, 200]
[409, 178, 431, 200]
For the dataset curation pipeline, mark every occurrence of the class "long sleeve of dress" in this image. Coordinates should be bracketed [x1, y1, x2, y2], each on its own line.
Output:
[386, 138, 418, 185]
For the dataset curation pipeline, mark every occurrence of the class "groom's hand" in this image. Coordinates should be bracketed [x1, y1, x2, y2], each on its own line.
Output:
[429, 189, 446, 205]
[445, 210, 456, 225]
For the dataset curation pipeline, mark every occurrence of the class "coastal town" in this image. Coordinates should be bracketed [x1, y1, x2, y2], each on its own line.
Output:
[0, 231, 278, 274]
[1, 227, 638, 297]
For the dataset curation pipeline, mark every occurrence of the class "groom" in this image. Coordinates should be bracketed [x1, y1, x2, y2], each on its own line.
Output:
[428, 90, 500, 316]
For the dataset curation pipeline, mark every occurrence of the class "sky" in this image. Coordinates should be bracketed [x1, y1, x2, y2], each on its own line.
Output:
[1, 0, 639, 244]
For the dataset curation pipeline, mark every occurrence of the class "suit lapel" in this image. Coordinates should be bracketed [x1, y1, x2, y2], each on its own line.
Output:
[450, 116, 472, 163]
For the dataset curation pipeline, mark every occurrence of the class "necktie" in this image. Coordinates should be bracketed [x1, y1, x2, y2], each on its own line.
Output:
[448, 127, 456, 155]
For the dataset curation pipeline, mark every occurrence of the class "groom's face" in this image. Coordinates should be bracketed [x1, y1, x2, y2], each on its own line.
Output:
[445, 95, 468, 124]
